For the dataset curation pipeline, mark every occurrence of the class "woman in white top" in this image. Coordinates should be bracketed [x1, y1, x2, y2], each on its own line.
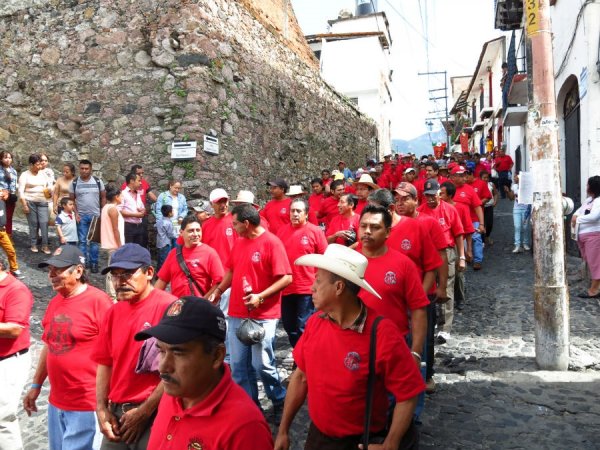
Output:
[100, 185, 125, 299]
[18, 153, 51, 253]
[572, 176, 600, 298]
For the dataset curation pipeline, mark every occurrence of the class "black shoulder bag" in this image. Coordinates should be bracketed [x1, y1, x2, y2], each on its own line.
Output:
[362, 316, 419, 450]
[175, 246, 204, 296]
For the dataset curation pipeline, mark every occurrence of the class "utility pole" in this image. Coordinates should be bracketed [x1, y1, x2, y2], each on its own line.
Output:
[418, 71, 450, 150]
[526, 0, 569, 370]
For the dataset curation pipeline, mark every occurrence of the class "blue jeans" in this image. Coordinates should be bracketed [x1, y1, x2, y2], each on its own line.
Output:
[48, 404, 101, 450]
[219, 288, 231, 364]
[404, 334, 426, 421]
[281, 294, 314, 348]
[156, 244, 171, 272]
[227, 316, 286, 406]
[77, 214, 100, 265]
[513, 205, 532, 246]
[472, 221, 483, 264]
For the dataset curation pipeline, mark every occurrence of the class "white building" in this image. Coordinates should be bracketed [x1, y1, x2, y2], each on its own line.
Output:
[306, 4, 393, 157]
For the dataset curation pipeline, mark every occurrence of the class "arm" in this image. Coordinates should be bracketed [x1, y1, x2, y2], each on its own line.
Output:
[23, 345, 49, 416]
[0, 322, 25, 338]
[474, 206, 485, 232]
[18, 173, 29, 213]
[118, 382, 164, 444]
[362, 397, 418, 450]
[409, 307, 427, 365]
[435, 250, 448, 301]
[274, 369, 308, 450]
[208, 269, 233, 305]
[52, 180, 60, 214]
[421, 270, 436, 294]
[455, 235, 466, 271]
[56, 224, 66, 245]
[100, 189, 107, 208]
[107, 206, 122, 247]
[245, 274, 293, 310]
[96, 364, 120, 442]
[505, 185, 516, 201]
[154, 279, 167, 291]
[147, 190, 158, 203]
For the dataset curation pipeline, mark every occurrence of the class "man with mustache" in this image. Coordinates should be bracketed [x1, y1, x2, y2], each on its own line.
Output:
[92, 244, 176, 449]
[135, 297, 273, 449]
[155, 215, 224, 298]
[24, 245, 112, 449]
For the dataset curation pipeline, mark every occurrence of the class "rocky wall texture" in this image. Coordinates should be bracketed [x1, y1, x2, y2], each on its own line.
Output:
[0, 0, 377, 202]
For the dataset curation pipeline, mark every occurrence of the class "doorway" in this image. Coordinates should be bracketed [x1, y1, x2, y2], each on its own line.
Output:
[563, 83, 581, 255]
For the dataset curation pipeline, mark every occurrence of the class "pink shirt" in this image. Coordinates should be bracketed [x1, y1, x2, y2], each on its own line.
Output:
[120, 187, 144, 224]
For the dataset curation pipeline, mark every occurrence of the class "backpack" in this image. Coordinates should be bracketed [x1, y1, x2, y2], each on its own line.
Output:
[72, 176, 102, 205]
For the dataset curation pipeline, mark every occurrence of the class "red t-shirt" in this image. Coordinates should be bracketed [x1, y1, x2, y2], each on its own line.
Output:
[454, 184, 483, 222]
[225, 231, 292, 320]
[91, 289, 176, 403]
[318, 196, 340, 229]
[473, 163, 486, 178]
[344, 184, 356, 194]
[308, 193, 324, 225]
[148, 365, 272, 450]
[359, 249, 429, 335]
[377, 172, 393, 189]
[450, 201, 476, 234]
[157, 244, 224, 297]
[260, 198, 291, 230]
[469, 178, 492, 202]
[416, 214, 447, 251]
[494, 154, 514, 171]
[121, 179, 151, 205]
[418, 201, 464, 247]
[294, 310, 425, 437]
[42, 285, 112, 411]
[327, 214, 359, 245]
[276, 223, 327, 295]
[387, 217, 442, 276]
[354, 199, 367, 216]
[201, 214, 237, 265]
[0, 275, 32, 357]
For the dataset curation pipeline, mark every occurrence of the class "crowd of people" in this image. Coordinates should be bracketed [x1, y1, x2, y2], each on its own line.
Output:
[1, 146, 566, 450]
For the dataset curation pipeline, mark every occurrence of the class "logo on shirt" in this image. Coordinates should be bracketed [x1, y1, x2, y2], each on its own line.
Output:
[187, 438, 205, 449]
[280, 208, 287, 215]
[438, 217, 446, 226]
[167, 299, 184, 317]
[300, 235, 309, 246]
[251, 251, 261, 263]
[225, 227, 233, 236]
[401, 239, 412, 251]
[344, 351, 361, 371]
[46, 314, 76, 355]
[459, 192, 466, 198]
[189, 258, 201, 268]
[384, 271, 397, 285]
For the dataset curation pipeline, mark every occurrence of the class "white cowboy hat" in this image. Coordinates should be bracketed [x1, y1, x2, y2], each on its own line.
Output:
[355, 173, 378, 190]
[230, 190, 259, 207]
[285, 185, 306, 196]
[295, 244, 381, 299]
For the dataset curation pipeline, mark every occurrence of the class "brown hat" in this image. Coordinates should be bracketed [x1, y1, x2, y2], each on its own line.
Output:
[394, 182, 417, 198]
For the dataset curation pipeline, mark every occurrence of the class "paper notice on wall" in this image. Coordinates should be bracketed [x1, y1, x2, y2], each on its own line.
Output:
[530, 159, 556, 193]
[518, 171, 534, 204]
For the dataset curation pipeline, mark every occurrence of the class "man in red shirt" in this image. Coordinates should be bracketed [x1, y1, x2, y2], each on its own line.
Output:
[156, 215, 224, 298]
[274, 244, 424, 450]
[353, 174, 378, 215]
[493, 146, 514, 197]
[261, 178, 292, 229]
[202, 188, 236, 266]
[93, 244, 176, 449]
[25, 245, 112, 449]
[451, 165, 485, 270]
[210, 204, 292, 422]
[467, 169, 492, 206]
[0, 257, 33, 449]
[307, 178, 324, 225]
[317, 179, 345, 229]
[135, 297, 273, 449]
[326, 193, 359, 246]
[276, 198, 327, 347]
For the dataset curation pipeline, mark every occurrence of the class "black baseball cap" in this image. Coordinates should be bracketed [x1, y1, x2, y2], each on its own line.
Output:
[101, 243, 152, 275]
[267, 178, 289, 191]
[134, 297, 227, 344]
[423, 179, 440, 195]
[38, 245, 86, 268]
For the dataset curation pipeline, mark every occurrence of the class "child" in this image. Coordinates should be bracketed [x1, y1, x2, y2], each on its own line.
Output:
[0, 190, 23, 278]
[55, 198, 78, 246]
[156, 204, 177, 271]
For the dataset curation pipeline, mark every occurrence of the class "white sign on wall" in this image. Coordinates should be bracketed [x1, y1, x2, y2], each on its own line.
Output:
[204, 135, 219, 155]
[171, 141, 197, 159]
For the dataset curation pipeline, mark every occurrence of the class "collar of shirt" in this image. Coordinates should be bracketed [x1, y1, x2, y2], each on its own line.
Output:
[319, 300, 367, 333]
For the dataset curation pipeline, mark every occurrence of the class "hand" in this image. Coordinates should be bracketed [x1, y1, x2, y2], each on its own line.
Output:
[119, 407, 150, 444]
[60, 237, 66, 244]
[274, 431, 290, 450]
[466, 251, 473, 263]
[358, 442, 394, 449]
[53, 207, 58, 215]
[23, 388, 41, 416]
[503, 185, 510, 193]
[571, 216, 577, 227]
[22, 204, 29, 214]
[435, 286, 449, 304]
[97, 405, 120, 442]
[76, 214, 81, 222]
[478, 224, 485, 234]
[457, 258, 466, 272]
[207, 290, 221, 305]
[243, 293, 262, 310]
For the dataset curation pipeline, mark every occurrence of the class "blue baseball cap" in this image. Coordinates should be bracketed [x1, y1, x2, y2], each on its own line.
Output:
[101, 243, 152, 275]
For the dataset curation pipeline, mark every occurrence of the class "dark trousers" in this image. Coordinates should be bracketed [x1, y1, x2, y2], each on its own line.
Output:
[425, 296, 436, 381]
[305, 421, 419, 450]
[498, 171, 511, 197]
[281, 294, 314, 348]
[124, 222, 145, 246]
[484, 206, 494, 238]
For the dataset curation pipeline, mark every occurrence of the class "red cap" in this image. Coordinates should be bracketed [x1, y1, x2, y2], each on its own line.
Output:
[450, 165, 466, 175]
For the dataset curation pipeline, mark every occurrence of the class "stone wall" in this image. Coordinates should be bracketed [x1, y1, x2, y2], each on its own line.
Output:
[0, 0, 377, 203]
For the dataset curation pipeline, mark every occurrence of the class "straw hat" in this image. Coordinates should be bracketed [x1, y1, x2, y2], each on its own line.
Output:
[285, 185, 306, 196]
[355, 174, 378, 190]
[230, 190, 259, 207]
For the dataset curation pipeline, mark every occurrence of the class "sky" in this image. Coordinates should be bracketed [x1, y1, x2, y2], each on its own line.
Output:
[291, 0, 502, 141]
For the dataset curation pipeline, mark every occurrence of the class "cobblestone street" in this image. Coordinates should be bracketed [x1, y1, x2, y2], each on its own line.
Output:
[15, 198, 600, 449]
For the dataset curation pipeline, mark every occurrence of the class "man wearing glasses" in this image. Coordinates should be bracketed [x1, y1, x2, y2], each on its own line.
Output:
[24, 245, 112, 449]
[92, 244, 176, 449]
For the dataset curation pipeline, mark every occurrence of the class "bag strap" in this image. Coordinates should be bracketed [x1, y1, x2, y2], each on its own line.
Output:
[175, 246, 204, 296]
[362, 315, 384, 447]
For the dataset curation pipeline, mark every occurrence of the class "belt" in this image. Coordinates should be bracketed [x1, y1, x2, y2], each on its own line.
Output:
[109, 401, 142, 414]
[0, 348, 28, 362]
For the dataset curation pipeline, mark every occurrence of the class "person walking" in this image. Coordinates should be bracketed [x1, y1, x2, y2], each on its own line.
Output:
[0, 151, 18, 235]
[100, 185, 125, 299]
[153, 180, 188, 236]
[505, 173, 532, 254]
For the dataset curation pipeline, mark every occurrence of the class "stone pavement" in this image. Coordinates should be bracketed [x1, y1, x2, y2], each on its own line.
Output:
[13, 198, 600, 449]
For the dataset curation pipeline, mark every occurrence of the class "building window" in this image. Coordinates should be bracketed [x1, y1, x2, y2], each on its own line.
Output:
[313, 50, 321, 60]
[349, 97, 359, 105]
